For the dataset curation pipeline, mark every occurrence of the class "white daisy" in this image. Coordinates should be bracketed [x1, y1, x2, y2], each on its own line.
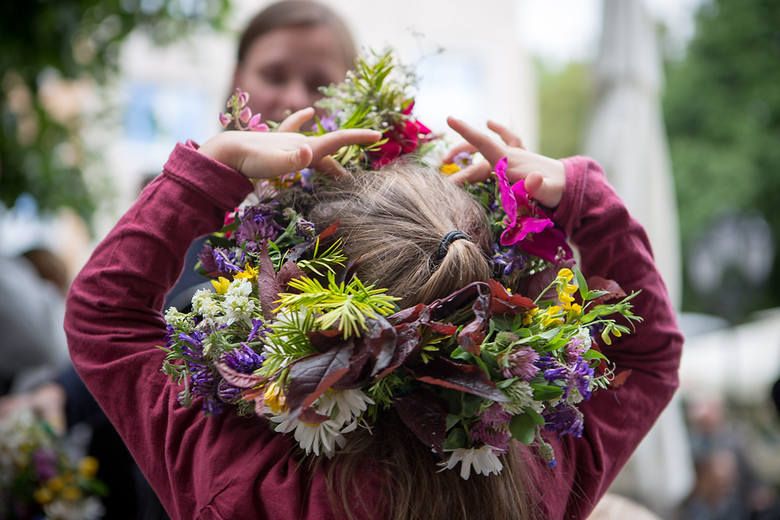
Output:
[440, 445, 504, 480]
[222, 293, 256, 325]
[269, 389, 373, 457]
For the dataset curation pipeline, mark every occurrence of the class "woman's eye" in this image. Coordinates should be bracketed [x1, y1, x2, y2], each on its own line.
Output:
[260, 66, 287, 86]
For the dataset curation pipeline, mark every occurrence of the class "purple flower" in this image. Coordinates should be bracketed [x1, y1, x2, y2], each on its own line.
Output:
[212, 247, 244, 274]
[222, 343, 265, 374]
[179, 331, 206, 358]
[217, 379, 242, 403]
[543, 403, 584, 438]
[33, 449, 58, 481]
[537, 355, 567, 383]
[248, 318, 268, 342]
[453, 151, 474, 168]
[248, 113, 269, 132]
[480, 403, 512, 426]
[235, 206, 281, 248]
[318, 115, 338, 132]
[471, 422, 511, 453]
[493, 246, 528, 277]
[501, 347, 540, 380]
[567, 356, 594, 401]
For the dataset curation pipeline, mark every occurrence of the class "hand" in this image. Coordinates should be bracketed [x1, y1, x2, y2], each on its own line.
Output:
[199, 107, 382, 180]
[444, 117, 566, 208]
[0, 383, 67, 434]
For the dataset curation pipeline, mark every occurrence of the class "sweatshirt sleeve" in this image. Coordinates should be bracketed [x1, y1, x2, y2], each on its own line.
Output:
[539, 157, 684, 519]
[64, 142, 254, 518]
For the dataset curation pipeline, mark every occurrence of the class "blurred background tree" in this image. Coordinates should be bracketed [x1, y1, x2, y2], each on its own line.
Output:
[664, 0, 780, 319]
[537, 61, 593, 160]
[0, 0, 231, 222]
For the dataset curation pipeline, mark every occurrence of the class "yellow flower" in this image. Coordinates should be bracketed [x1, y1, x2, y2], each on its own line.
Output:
[264, 381, 286, 414]
[34, 487, 54, 504]
[569, 303, 582, 315]
[234, 263, 259, 282]
[78, 456, 99, 478]
[558, 291, 575, 306]
[61, 486, 82, 502]
[557, 268, 574, 282]
[522, 307, 539, 326]
[211, 277, 231, 295]
[439, 163, 461, 175]
[541, 306, 564, 328]
[46, 476, 65, 492]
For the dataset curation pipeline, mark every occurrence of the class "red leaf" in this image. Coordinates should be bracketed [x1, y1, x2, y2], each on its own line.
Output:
[215, 362, 264, 389]
[414, 358, 508, 402]
[276, 260, 305, 290]
[487, 279, 535, 315]
[285, 343, 353, 414]
[374, 323, 422, 379]
[257, 241, 281, 320]
[456, 283, 491, 355]
[588, 276, 627, 305]
[317, 221, 341, 241]
[394, 389, 447, 454]
[612, 369, 633, 389]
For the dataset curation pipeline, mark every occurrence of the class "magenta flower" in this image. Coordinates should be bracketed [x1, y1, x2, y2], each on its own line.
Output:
[494, 157, 571, 263]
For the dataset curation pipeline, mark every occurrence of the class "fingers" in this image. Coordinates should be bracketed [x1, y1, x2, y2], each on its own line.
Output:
[448, 160, 492, 185]
[447, 117, 506, 164]
[442, 142, 477, 164]
[277, 107, 315, 132]
[524, 171, 564, 208]
[314, 155, 349, 179]
[307, 129, 382, 161]
[487, 120, 525, 149]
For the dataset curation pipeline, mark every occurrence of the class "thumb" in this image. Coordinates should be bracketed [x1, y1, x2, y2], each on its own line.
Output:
[525, 172, 563, 208]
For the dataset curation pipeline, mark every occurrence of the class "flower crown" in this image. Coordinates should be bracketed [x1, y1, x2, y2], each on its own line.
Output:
[161, 50, 640, 479]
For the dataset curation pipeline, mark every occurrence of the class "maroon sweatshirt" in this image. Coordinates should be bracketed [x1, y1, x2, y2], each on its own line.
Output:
[65, 143, 683, 519]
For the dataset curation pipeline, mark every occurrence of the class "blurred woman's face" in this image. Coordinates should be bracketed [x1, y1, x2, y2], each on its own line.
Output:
[233, 25, 350, 123]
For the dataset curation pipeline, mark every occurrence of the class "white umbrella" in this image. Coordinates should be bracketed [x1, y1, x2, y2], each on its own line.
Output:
[585, 0, 692, 513]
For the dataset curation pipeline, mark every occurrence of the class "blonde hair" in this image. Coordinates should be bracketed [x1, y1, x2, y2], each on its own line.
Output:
[310, 162, 493, 307]
[309, 162, 536, 519]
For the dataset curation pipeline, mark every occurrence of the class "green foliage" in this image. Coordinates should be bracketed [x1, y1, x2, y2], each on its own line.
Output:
[296, 238, 348, 276]
[536, 61, 594, 159]
[663, 0, 780, 313]
[277, 272, 399, 338]
[0, 0, 231, 221]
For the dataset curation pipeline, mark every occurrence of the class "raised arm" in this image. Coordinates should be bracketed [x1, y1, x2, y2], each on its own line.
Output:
[444, 118, 683, 519]
[65, 117, 381, 518]
[549, 156, 683, 518]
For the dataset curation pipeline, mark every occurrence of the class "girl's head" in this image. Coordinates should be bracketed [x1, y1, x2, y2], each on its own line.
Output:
[310, 162, 493, 306]
[233, 1, 356, 122]
[309, 163, 536, 519]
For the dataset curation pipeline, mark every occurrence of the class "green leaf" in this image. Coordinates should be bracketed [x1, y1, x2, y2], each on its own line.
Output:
[531, 383, 564, 401]
[443, 427, 467, 450]
[446, 413, 460, 431]
[575, 268, 589, 300]
[509, 414, 537, 445]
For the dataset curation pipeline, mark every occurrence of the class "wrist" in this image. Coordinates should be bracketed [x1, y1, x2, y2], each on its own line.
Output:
[198, 132, 243, 172]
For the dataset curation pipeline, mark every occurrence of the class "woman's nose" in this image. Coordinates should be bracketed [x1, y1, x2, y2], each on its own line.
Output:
[281, 80, 310, 113]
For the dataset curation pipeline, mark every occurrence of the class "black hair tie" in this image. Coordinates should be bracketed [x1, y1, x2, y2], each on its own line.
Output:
[431, 230, 470, 268]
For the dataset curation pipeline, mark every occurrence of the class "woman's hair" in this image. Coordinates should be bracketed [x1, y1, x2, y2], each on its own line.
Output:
[309, 162, 493, 307]
[236, 0, 357, 69]
[309, 163, 536, 519]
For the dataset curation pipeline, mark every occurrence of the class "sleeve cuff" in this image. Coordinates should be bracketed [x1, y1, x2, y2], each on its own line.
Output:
[163, 141, 254, 211]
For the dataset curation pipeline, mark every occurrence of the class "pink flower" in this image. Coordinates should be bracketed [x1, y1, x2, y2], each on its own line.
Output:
[236, 89, 249, 108]
[495, 157, 571, 262]
[218, 112, 232, 128]
[239, 106, 252, 124]
[248, 113, 269, 132]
